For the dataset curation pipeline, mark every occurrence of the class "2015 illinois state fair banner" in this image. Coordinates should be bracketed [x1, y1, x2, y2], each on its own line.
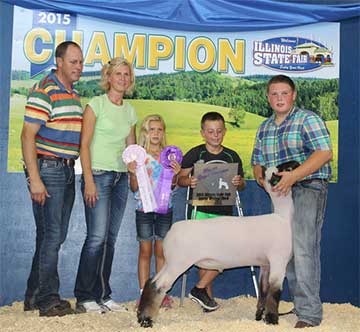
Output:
[9, 6, 339, 181]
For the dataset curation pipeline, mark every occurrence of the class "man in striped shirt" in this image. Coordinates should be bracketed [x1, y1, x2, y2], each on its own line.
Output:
[251, 75, 332, 328]
[21, 41, 83, 317]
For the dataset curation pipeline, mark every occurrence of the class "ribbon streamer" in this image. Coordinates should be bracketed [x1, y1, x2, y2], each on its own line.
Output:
[154, 146, 183, 214]
[122, 144, 157, 213]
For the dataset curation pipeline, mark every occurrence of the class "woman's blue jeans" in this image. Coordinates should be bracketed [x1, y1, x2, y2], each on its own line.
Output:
[25, 159, 75, 311]
[74, 171, 128, 304]
[286, 179, 328, 326]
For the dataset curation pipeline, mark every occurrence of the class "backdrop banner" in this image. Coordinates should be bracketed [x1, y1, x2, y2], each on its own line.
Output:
[9, 6, 339, 181]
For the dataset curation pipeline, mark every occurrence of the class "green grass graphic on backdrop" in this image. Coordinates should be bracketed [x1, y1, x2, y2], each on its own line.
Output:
[8, 94, 338, 181]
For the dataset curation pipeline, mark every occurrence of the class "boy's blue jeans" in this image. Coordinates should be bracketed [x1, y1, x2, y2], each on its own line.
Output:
[25, 159, 75, 311]
[75, 171, 128, 304]
[286, 179, 328, 326]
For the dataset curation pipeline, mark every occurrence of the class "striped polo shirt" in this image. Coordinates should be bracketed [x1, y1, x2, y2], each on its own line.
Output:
[24, 70, 83, 159]
[251, 107, 332, 180]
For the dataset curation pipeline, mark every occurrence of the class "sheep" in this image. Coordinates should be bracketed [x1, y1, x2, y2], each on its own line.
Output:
[137, 162, 298, 328]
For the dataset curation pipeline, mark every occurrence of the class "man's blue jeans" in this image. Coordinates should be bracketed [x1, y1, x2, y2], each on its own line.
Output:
[25, 159, 75, 310]
[286, 179, 328, 326]
[75, 171, 128, 304]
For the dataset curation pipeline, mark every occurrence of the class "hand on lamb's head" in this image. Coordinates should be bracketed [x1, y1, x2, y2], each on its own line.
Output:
[265, 160, 300, 196]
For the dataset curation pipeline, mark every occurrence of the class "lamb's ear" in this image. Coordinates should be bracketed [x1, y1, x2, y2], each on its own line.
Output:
[265, 166, 279, 182]
[261, 166, 266, 179]
[264, 166, 279, 190]
[277, 160, 300, 172]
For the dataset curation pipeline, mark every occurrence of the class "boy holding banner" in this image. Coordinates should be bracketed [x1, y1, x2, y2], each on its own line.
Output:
[178, 111, 246, 311]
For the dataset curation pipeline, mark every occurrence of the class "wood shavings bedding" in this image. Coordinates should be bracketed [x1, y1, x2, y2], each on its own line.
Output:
[1, 296, 359, 332]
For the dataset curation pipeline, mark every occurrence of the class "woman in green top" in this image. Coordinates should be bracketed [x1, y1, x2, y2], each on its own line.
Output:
[74, 57, 137, 313]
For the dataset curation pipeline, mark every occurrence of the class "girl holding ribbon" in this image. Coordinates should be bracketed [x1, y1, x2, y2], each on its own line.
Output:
[127, 114, 181, 308]
[74, 57, 137, 314]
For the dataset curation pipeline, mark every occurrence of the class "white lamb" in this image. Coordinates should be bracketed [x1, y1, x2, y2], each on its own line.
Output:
[137, 164, 296, 328]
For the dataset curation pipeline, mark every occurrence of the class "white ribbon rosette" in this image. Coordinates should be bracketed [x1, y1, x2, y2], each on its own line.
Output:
[122, 144, 157, 213]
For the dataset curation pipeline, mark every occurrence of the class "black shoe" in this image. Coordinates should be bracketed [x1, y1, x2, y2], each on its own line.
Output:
[25, 299, 71, 312]
[39, 301, 74, 317]
[189, 287, 219, 311]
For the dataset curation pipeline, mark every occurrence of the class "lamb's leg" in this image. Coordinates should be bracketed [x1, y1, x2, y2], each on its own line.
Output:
[137, 278, 166, 328]
[263, 262, 286, 325]
[137, 260, 191, 327]
[255, 265, 270, 321]
[264, 285, 281, 324]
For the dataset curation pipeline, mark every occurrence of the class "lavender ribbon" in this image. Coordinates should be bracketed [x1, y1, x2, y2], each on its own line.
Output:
[122, 144, 157, 213]
[154, 146, 183, 214]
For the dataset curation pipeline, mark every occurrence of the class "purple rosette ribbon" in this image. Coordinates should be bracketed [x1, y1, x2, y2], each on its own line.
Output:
[154, 146, 183, 214]
[122, 144, 157, 213]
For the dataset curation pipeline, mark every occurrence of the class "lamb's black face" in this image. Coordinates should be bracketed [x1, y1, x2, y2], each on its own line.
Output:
[265, 161, 300, 187]
[269, 173, 282, 186]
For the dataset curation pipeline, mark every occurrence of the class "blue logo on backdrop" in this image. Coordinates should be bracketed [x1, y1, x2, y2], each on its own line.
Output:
[29, 11, 77, 77]
[253, 37, 333, 72]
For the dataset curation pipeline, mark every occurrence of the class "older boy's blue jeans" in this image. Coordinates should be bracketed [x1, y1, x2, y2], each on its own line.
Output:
[286, 179, 328, 326]
[25, 159, 75, 311]
[75, 171, 128, 304]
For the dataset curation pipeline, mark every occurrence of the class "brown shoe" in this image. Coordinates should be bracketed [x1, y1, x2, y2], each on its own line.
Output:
[295, 320, 314, 328]
[39, 302, 74, 317]
[25, 299, 70, 312]
[24, 300, 39, 311]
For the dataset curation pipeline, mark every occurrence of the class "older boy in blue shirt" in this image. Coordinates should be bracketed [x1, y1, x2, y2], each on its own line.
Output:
[252, 75, 332, 328]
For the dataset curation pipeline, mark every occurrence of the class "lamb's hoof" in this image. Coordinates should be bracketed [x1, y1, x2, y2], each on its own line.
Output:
[138, 316, 153, 328]
[265, 312, 279, 325]
[255, 308, 264, 321]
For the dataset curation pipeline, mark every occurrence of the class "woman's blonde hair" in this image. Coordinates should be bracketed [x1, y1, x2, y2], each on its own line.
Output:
[99, 57, 135, 94]
[138, 114, 167, 152]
